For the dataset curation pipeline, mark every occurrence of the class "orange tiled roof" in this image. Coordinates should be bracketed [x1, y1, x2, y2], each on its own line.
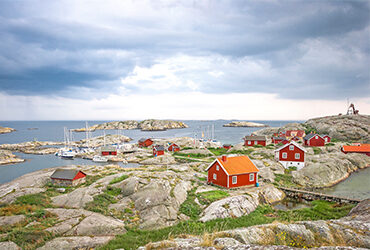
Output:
[217, 155, 259, 175]
[342, 144, 370, 153]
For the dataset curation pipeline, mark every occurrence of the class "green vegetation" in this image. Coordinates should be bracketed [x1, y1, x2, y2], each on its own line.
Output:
[196, 190, 229, 205]
[208, 147, 228, 156]
[229, 148, 254, 155]
[84, 185, 121, 215]
[284, 166, 297, 175]
[313, 147, 322, 155]
[99, 200, 353, 250]
[174, 156, 203, 163]
[15, 193, 51, 207]
[325, 142, 335, 146]
[274, 174, 297, 188]
[179, 188, 202, 220]
[174, 152, 212, 158]
[110, 174, 129, 185]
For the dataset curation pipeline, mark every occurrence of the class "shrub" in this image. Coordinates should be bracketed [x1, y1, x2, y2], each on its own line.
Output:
[179, 188, 202, 220]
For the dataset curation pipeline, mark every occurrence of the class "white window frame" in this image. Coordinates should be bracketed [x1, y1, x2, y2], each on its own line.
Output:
[216, 165, 219, 171]
[282, 152, 287, 159]
[289, 145, 294, 151]
[248, 141, 251, 145]
[315, 136, 318, 139]
[295, 153, 300, 159]
[254, 141, 257, 145]
[232, 176, 237, 184]
[213, 173, 217, 180]
[325, 138, 328, 142]
[249, 173, 254, 182]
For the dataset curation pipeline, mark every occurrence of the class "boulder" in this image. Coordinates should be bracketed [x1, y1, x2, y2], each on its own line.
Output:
[0, 241, 20, 250]
[36, 236, 114, 250]
[0, 215, 26, 227]
[120, 177, 139, 197]
[199, 194, 259, 222]
[52, 187, 98, 208]
[257, 185, 285, 204]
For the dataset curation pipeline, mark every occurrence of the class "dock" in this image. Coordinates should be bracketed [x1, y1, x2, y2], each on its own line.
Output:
[280, 187, 362, 204]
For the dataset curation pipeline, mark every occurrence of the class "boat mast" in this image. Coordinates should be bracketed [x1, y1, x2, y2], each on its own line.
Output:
[85, 121, 89, 148]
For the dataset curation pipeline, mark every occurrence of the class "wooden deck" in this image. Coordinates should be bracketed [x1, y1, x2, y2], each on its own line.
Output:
[280, 187, 362, 204]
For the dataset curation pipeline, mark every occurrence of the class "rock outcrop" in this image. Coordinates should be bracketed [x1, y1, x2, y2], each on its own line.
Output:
[0, 126, 15, 134]
[0, 150, 25, 165]
[304, 115, 370, 143]
[223, 121, 268, 127]
[73, 119, 188, 132]
[36, 236, 114, 250]
[252, 123, 305, 136]
[140, 199, 370, 249]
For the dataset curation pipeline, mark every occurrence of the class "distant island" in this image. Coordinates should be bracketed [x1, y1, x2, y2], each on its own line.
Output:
[73, 119, 188, 132]
[223, 121, 268, 127]
[0, 126, 15, 134]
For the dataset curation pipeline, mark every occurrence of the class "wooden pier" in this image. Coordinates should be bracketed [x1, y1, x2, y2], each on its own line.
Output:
[280, 187, 362, 204]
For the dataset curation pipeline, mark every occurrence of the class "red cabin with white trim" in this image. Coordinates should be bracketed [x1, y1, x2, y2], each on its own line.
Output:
[243, 136, 266, 146]
[153, 145, 165, 156]
[168, 143, 180, 152]
[321, 135, 331, 143]
[274, 141, 306, 169]
[303, 134, 325, 147]
[206, 155, 259, 188]
[138, 138, 153, 147]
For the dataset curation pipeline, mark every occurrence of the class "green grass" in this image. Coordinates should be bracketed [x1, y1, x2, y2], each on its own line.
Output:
[109, 174, 129, 185]
[325, 142, 335, 146]
[274, 174, 297, 187]
[208, 147, 228, 156]
[229, 148, 254, 155]
[313, 147, 322, 155]
[15, 193, 51, 207]
[99, 200, 354, 250]
[284, 166, 297, 175]
[84, 186, 121, 215]
[179, 188, 202, 220]
[174, 152, 212, 158]
[196, 190, 230, 205]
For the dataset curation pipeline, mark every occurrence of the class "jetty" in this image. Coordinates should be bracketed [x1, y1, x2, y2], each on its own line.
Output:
[280, 187, 362, 204]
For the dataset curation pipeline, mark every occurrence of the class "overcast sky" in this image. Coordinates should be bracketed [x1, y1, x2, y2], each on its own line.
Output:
[0, 0, 369, 120]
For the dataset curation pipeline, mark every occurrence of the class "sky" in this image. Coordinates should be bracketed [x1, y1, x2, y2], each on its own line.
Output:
[0, 0, 369, 120]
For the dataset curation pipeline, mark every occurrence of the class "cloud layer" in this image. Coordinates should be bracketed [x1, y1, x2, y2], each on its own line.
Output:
[0, 0, 369, 119]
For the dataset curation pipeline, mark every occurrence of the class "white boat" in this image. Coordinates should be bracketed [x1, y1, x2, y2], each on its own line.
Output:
[93, 155, 108, 163]
[60, 150, 75, 159]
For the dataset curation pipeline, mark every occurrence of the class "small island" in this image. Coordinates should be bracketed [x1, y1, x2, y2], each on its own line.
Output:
[73, 119, 188, 132]
[223, 121, 268, 128]
[0, 126, 15, 134]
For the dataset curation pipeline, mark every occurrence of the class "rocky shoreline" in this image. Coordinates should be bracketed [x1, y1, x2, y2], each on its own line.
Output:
[223, 121, 268, 127]
[0, 126, 15, 134]
[0, 150, 25, 165]
[73, 119, 188, 132]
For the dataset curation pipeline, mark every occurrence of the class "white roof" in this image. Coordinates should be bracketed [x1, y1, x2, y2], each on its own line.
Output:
[274, 141, 307, 152]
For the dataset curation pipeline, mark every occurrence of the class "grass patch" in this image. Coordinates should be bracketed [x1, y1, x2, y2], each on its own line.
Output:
[174, 152, 212, 158]
[5, 228, 54, 249]
[313, 147, 322, 155]
[196, 190, 229, 205]
[229, 148, 254, 155]
[274, 174, 297, 187]
[284, 166, 297, 175]
[109, 175, 129, 185]
[15, 193, 51, 207]
[196, 176, 207, 182]
[208, 148, 228, 156]
[174, 156, 203, 163]
[84, 186, 121, 215]
[179, 188, 202, 220]
[325, 142, 335, 146]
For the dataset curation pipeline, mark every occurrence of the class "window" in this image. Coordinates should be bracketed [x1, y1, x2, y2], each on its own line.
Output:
[216, 165, 219, 171]
[315, 136, 318, 139]
[249, 173, 254, 182]
[232, 176, 237, 184]
[325, 138, 328, 142]
[289, 145, 294, 151]
[213, 173, 217, 180]
[248, 141, 251, 145]
[282, 152, 287, 159]
[254, 141, 257, 145]
[295, 153, 300, 159]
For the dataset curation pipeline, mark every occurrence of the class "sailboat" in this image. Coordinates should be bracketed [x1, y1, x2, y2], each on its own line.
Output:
[56, 127, 76, 159]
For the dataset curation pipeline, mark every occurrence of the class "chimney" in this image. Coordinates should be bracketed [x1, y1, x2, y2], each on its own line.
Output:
[222, 155, 227, 162]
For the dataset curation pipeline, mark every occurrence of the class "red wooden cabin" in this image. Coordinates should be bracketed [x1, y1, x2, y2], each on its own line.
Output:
[168, 143, 180, 152]
[206, 155, 259, 188]
[274, 141, 306, 169]
[50, 169, 86, 186]
[303, 134, 325, 147]
[153, 145, 165, 156]
[138, 138, 153, 147]
[243, 136, 266, 146]
[223, 144, 232, 149]
[100, 146, 117, 156]
[272, 136, 285, 144]
[341, 144, 370, 156]
[286, 130, 305, 138]
[321, 135, 331, 143]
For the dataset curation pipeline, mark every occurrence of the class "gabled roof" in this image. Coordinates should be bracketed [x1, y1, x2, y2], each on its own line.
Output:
[272, 136, 286, 140]
[342, 144, 370, 153]
[153, 145, 165, 151]
[139, 138, 152, 143]
[244, 136, 266, 141]
[51, 169, 85, 180]
[168, 143, 179, 148]
[274, 141, 307, 152]
[303, 133, 324, 141]
[320, 134, 330, 138]
[100, 146, 116, 151]
[206, 155, 259, 175]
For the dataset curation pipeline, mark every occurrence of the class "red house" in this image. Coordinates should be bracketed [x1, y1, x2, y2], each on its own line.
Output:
[286, 130, 305, 138]
[341, 144, 370, 156]
[321, 135, 331, 143]
[303, 134, 325, 147]
[138, 138, 153, 147]
[100, 146, 117, 156]
[168, 143, 180, 152]
[206, 155, 259, 188]
[272, 136, 286, 144]
[244, 136, 266, 146]
[274, 141, 306, 169]
[50, 169, 86, 186]
[291, 136, 301, 142]
[223, 144, 232, 149]
[153, 145, 165, 156]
